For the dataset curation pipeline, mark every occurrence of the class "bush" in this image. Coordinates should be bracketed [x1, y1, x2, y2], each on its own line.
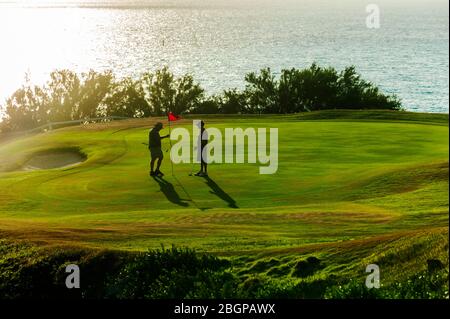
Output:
[324, 279, 385, 299]
[105, 246, 235, 299]
[0, 242, 237, 299]
[141, 67, 205, 116]
[0, 70, 116, 132]
[386, 269, 449, 299]
[189, 96, 221, 114]
[236, 64, 402, 114]
[0, 241, 126, 299]
[324, 269, 449, 299]
[101, 77, 149, 118]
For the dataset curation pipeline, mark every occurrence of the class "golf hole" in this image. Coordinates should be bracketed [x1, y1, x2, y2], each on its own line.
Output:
[22, 149, 87, 171]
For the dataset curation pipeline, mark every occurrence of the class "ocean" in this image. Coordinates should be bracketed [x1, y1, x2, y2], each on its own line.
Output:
[0, 0, 448, 113]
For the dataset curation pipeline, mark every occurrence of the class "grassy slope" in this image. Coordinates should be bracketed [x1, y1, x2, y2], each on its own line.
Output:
[0, 110, 448, 287]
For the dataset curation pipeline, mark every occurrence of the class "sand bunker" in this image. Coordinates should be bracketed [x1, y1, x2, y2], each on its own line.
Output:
[22, 149, 87, 171]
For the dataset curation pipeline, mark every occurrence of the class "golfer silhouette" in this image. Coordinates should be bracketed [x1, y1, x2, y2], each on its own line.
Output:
[149, 122, 169, 176]
[195, 120, 208, 177]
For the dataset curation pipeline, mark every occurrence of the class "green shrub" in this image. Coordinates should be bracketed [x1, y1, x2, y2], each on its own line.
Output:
[104, 246, 235, 299]
[324, 269, 449, 299]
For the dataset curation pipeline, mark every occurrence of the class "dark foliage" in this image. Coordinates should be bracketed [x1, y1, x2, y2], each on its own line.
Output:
[105, 246, 234, 299]
[0, 64, 401, 133]
[0, 240, 447, 299]
[0, 244, 235, 299]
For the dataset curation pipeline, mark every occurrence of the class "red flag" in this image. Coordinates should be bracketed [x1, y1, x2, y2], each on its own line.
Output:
[168, 112, 181, 121]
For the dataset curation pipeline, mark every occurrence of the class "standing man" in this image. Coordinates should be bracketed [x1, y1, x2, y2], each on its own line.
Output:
[195, 120, 208, 177]
[149, 122, 169, 176]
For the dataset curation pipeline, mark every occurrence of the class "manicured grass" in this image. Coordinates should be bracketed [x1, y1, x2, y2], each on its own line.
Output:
[0, 110, 448, 294]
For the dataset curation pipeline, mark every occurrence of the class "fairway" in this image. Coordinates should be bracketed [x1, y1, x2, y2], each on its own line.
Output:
[1, 0, 448, 301]
[0, 112, 447, 260]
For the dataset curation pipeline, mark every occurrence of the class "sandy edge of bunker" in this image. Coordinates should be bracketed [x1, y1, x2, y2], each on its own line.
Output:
[22, 148, 87, 171]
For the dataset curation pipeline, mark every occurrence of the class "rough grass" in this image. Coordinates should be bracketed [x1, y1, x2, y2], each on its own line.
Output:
[1, 229, 447, 299]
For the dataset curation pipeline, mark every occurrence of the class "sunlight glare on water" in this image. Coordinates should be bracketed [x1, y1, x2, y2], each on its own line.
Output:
[0, 0, 448, 113]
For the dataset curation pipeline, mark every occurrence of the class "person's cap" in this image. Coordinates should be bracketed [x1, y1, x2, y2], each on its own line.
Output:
[155, 122, 163, 128]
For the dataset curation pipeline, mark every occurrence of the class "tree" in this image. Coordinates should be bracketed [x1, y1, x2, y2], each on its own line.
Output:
[142, 68, 175, 116]
[220, 89, 247, 114]
[142, 67, 204, 116]
[45, 69, 82, 122]
[244, 68, 278, 114]
[336, 66, 401, 110]
[0, 65, 403, 133]
[190, 96, 220, 114]
[1, 81, 49, 132]
[75, 70, 116, 119]
[173, 74, 204, 114]
[102, 77, 149, 118]
[241, 64, 400, 113]
[292, 64, 339, 111]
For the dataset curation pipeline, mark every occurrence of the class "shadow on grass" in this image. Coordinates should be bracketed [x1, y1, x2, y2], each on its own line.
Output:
[152, 176, 188, 207]
[204, 176, 238, 208]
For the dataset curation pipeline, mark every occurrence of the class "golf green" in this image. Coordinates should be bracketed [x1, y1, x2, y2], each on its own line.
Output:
[0, 111, 447, 258]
